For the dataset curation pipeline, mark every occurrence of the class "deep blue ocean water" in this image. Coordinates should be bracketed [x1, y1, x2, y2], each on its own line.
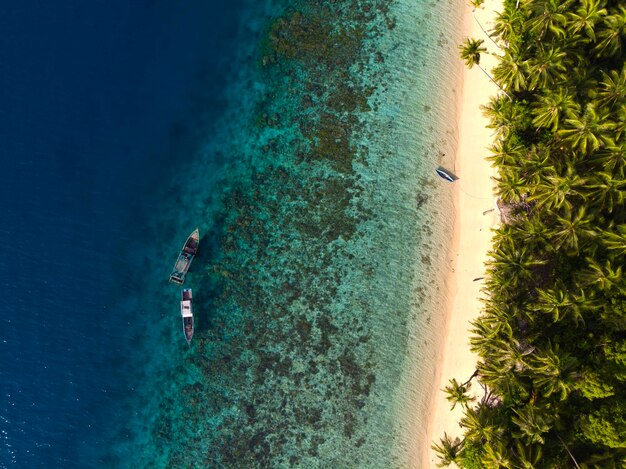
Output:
[0, 0, 466, 466]
[0, 1, 246, 466]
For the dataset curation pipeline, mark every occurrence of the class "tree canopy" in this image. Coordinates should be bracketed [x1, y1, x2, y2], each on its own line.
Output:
[437, 0, 626, 466]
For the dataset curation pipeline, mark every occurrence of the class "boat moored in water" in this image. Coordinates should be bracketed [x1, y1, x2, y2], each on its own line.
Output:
[181, 288, 194, 344]
[169, 228, 199, 285]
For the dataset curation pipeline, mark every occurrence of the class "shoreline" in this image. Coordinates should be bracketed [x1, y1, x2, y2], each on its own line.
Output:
[421, 1, 501, 466]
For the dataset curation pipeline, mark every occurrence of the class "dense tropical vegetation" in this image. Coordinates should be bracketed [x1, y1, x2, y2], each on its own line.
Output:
[437, 0, 626, 466]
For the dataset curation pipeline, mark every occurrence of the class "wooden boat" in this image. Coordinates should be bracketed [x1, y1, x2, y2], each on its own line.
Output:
[181, 288, 194, 344]
[169, 228, 199, 285]
[436, 166, 458, 182]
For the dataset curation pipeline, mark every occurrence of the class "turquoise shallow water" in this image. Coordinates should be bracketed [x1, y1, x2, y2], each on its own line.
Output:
[104, 0, 466, 466]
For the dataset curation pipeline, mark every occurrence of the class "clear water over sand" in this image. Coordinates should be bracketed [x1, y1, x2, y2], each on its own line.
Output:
[102, 0, 465, 466]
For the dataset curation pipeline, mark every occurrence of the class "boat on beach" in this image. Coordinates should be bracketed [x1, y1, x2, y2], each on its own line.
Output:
[169, 228, 199, 285]
[436, 166, 458, 182]
[181, 288, 194, 344]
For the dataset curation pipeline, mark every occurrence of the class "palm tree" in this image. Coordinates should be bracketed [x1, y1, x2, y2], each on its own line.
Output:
[585, 171, 626, 213]
[594, 5, 626, 58]
[487, 138, 526, 168]
[527, 163, 585, 211]
[530, 342, 579, 400]
[460, 37, 487, 67]
[526, 0, 572, 40]
[443, 378, 475, 410]
[492, 44, 529, 92]
[432, 433, 464, 467]
[511, 216, 554, 252]
[551, 206, 597, 251]
[482, 96, 521, 139]
[521, 144, 555, 184]
[534, 286, 585, 325]
[481, 440, 514, 468]
[600, 224, 626, 256]
[483, 269, 519, 301]
[526, 44, 568, 90]
[568, 63, 600, 97]
[567, 0, 607, 41]
[495, 169, 528, 203]
[492, 6, 526, 43]
[592, 139, 626, 176]
[571, 288, 600, 320]
[488, 237, 547, 285]
[497, 337, 537, 372]
[593, 65, 626, 109]
[511, 404, 553, 444]
[556, 103, 613, 153]
[578, 258, 626, 294]
[459, 406, 501, 442]
[471, 307, 515, 344]
[471, 321, 507, 354]
[511, 441, 543, 469]
[610, 105, 626, 142]
[479, 362, 531, 401]
[531, 88, 579, 131]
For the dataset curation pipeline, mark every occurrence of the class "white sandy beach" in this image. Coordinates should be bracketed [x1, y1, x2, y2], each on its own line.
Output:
[421, 1, 501, 467]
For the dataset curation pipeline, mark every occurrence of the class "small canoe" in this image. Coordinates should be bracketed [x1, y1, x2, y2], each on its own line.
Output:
[436, 166, 458, 182]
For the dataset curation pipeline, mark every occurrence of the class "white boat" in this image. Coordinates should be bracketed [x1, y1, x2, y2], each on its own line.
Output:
[181, 288, 194, 344]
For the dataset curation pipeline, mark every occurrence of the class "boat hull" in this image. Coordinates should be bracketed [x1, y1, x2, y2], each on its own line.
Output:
[183, 316, 194, 344]
[169, 228, 199, 285]
[436, 166, 458, 182]
[181, 288, 194, 344]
